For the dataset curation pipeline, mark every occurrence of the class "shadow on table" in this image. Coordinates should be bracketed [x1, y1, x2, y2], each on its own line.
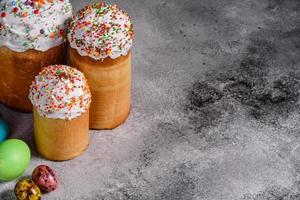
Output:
[0, 103, 45, 158]
[0, 103, 35, 147]
[0, 189, 15, 200]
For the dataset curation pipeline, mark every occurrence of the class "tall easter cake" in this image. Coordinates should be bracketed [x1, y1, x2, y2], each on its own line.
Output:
[68, 3, 134, 129]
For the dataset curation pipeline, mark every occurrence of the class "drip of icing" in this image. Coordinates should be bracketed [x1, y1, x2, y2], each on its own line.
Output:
[67, 2, 134, 60]
[29, 65, 91, 120]
[0, 0, 72, 52]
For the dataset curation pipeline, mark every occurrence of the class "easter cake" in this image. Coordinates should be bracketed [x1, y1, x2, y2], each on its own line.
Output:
[68, 2, 135, 129]
[29, 65, 91, 161]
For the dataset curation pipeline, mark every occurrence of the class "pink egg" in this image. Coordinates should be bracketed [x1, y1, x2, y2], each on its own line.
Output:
[32, 165, 57, 192]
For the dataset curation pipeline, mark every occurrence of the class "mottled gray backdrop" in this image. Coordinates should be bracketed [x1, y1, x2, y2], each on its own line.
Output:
[1, 0, 300, 199]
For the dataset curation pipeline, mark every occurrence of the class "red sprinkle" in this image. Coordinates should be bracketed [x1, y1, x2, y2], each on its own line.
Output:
[13, 7, 19, 13]
[1, 12, 6, 18]
[59, 29, 65, 36]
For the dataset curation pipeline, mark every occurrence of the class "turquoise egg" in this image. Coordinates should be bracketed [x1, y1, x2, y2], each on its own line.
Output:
[0, 119, 9, 142]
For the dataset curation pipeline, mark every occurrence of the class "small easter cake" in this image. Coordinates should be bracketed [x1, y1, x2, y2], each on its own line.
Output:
[29, 65, 91, 161]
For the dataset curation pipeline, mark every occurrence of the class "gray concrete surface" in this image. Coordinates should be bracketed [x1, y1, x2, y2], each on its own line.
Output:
[1, 0, 300, 199]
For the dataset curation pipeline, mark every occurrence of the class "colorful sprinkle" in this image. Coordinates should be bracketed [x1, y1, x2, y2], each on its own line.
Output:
[68, 2, 135, 60]
[59, 29, 64, 36]
[29, 65, 91, 120]
[13, 7, 19, 13]
[0, 0, 72, 52]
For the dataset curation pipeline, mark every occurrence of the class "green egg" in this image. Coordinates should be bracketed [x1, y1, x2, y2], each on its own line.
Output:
[0, 139, 31, 181]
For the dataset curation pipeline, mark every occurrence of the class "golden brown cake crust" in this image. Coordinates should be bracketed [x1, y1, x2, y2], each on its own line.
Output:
[69, 46, 131, 129]
[33, 108, 89, 161]
[0, 44, 66, 112]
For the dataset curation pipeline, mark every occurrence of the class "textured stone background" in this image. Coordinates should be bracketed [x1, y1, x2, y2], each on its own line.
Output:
[1, 0, 300, 199]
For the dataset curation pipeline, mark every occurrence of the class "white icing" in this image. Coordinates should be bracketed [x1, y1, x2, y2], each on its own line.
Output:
[0, 0, 72, 52]
[67, 3, 134, 60]
[29, 65, 91, 120]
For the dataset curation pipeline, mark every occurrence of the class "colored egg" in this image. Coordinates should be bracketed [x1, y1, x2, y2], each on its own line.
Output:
[0, 119, 9, 141]
[14, 179, 42, 200]
[0, 139, 31, 181]
[32, 165, 58, 192]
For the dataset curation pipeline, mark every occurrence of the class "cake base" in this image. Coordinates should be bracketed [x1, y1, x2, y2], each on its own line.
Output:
[33, 108, 89, 161]
[69, 47, 131, 130]
[0, 44, 66, 112]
